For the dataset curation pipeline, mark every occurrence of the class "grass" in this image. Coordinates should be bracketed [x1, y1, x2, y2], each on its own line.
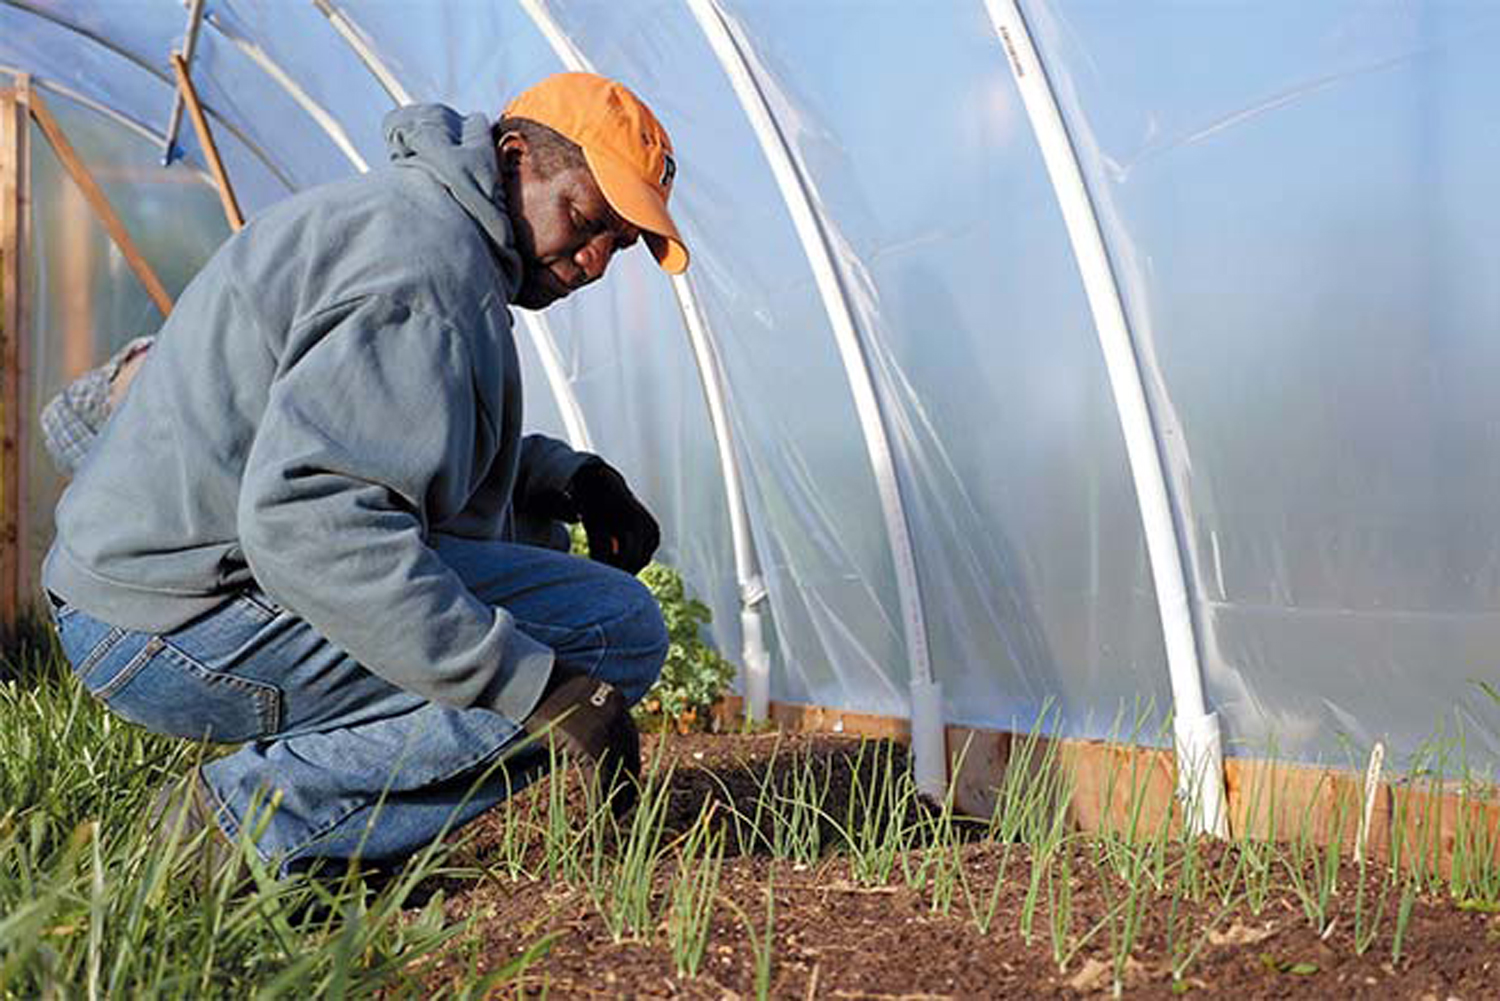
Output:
[0, 619, 551, 998]
[5, 617, 1499, 995]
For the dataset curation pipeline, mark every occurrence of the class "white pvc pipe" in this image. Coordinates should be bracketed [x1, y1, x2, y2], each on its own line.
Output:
[516, 0, 592, 72]
[518, 0, 776, 720]
[672, 272, 771, 719]
[520, 311, 593, 452]
[686, 0, 943, 796]
[202, 10, 369, 172]
[984, 0, 1226, 837]
[312, 0, 414, 106]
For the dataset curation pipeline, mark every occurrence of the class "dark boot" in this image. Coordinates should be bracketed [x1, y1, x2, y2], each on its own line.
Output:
[147, 766, 245, 888]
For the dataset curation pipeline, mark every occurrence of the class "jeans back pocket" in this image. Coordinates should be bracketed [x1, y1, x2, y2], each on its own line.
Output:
[54, 600, 283, 744]
[98, 637, 282, 742]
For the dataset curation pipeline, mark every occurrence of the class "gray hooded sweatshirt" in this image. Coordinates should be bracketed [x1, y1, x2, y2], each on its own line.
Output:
[43, 105, 592, 723]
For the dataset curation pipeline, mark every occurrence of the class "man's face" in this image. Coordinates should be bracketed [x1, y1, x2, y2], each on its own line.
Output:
[501, 134, 641, 310]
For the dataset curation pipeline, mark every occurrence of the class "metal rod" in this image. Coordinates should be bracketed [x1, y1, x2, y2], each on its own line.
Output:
[311, 0, 413, 106]
[171, 52, 243, 231]
[29, 89, 174, 316]
[685, 0, 942, 783]
[0, 80, 28, 627]
[161, 0, 206, 166]
[0, 0, 296, 192]
[983, 0, 1227, 837]
[518, 0, 778, 719]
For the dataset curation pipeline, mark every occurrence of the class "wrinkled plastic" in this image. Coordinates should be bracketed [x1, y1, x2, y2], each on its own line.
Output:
[5, 1, 1498, 774]
[1026, 0, 1500, 766]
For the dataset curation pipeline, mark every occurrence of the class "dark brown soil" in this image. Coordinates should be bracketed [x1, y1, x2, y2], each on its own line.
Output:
[418, 732, 1500, 999]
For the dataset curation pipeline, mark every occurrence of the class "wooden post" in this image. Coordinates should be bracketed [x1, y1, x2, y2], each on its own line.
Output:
[27, 91, 175, 317]
[171, 53, 244, 232]
[0, 81, 30, 628]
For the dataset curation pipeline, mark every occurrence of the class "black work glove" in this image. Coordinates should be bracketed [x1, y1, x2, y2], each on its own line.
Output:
[522, 662, 640, 817]
[567, 459, 660, 575]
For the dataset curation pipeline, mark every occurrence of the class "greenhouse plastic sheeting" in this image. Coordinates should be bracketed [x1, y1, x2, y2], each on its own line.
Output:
[537, 0, 1176, 730]
[0, 3, 294, 206]
[22, 90, 230, 591]
[545, 1, 917, 718]
[1027, 1, 1500, 766]
[5, 0, 1499, 772]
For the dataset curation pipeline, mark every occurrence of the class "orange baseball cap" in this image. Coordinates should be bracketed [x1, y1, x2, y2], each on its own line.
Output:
[504, 72, 689, 275]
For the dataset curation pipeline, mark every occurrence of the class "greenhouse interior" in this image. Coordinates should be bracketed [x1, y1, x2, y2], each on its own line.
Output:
[4, 0, 1500, 895]
[5, 1, 1500, 995]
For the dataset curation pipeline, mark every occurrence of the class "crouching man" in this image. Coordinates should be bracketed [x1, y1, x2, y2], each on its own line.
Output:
[42, 73, 687, 875]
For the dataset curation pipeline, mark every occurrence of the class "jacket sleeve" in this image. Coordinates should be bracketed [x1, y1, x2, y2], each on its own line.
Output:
[237, 295, 553, 721]
[513, 433, 598, 522]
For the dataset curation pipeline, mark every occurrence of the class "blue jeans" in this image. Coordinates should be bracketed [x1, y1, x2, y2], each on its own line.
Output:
[50, 534, 667, 872]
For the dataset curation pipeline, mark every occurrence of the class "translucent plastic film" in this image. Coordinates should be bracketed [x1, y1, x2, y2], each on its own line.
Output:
[1029, 0, 1500, 767]
[0, 3, 293, 209]
[335, 1, 563, 117]
[7, 0, 1499, 778]
[58, 0, 352, 190]
[538, 0, 911, 716]
[704, 0, 1174, 734]
[527, 1, 1167, 731]
[23, 93, 230, 592]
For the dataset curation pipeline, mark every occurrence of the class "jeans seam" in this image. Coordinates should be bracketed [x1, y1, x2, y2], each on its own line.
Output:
[93, 635, 159, 699]
[238, 592, 283, 621]
[580, 622, 607, 675]
[74, 626, 126, 685]
[511, 614, 619, 678]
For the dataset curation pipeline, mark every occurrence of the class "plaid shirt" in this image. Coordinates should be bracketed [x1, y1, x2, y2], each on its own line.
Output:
[40, 336, 155, 475]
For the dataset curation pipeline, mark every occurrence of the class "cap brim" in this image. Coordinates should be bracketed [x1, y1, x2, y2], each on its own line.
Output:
[585, 147, 690, 275]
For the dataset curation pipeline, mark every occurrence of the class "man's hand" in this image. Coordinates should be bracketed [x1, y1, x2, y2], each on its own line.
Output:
[568, 460, 659, 574]
[522, 662, 640, 816]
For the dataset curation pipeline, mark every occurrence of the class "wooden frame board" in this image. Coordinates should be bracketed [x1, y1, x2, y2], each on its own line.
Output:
[0, 83, 30, 629]
[171, 53, 243, 232]
[28, 92, 173, 317]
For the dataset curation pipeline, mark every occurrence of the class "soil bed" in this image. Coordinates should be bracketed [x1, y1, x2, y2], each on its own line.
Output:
[418, 732, 1499, 999]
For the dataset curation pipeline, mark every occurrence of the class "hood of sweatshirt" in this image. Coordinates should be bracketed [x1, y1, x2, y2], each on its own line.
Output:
[383, 104, 524, 299]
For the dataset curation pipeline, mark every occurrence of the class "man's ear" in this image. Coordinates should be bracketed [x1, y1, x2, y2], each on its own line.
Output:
[497, 130, 529, 174]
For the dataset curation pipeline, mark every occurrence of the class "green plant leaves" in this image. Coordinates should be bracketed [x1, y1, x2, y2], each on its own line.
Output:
[1259, 952, 1319, 976]
[635, 562, 736, 729]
